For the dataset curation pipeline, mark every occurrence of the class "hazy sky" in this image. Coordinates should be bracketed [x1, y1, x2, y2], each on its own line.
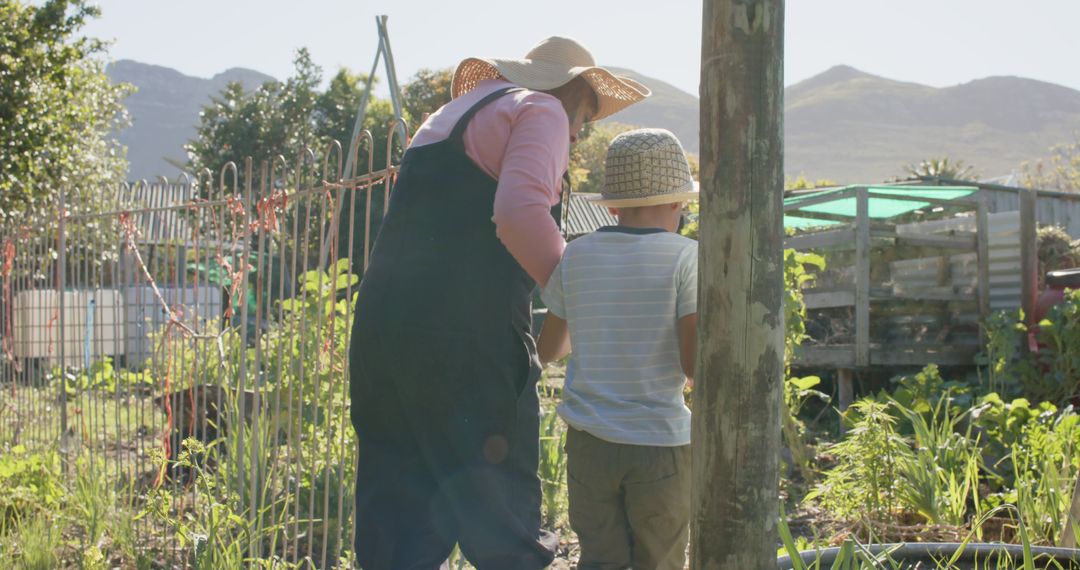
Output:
[82, 0, 1080, 96]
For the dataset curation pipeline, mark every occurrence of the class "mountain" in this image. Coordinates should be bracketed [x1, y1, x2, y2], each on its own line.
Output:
[107, 60, 276, 180]
[783, 65, 1080, 182]
[109, 60, 1080, 184]
[603, 67, 700, 153]
[605, 64, 1080, 183]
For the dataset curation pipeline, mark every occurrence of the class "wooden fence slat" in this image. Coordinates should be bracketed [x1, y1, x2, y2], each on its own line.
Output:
[783, 226, 854, 250]
[1020, 188, 1038, 333]
[976, 198, 991, 341]
[855, 188, 870, 367]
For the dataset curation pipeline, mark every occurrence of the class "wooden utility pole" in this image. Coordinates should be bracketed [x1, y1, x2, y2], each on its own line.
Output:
[692, 1, 785, 569]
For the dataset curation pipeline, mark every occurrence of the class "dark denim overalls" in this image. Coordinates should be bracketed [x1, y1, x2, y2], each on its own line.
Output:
[349, 87, 559, 569]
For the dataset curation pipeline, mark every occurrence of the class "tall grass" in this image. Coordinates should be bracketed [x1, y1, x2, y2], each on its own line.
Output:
[893, 394, 984, 527]
[110, 491, 155, 570]
[10, 514, 61, 570]
[538, 408, 568, 529]
[70, 456, 110, 551]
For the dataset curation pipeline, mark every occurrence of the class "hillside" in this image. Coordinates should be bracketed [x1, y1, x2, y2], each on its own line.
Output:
[603, 67, 700, 154]
[109, 61, 1080, 184]
[107, 60, 276, 180]
[783, 65, 1080, 182]
[607, 64, 1080, 182]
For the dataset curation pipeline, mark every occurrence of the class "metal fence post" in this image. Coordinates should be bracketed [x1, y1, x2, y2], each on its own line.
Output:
[56, 187, 69, 466]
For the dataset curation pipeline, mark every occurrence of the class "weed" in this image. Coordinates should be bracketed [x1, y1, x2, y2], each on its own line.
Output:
[805, 400, 910, 524]
[11, 513, 61, 570]
[538, 408, 568, 529]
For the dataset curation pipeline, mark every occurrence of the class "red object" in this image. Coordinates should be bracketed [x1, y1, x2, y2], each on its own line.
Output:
[1028, 268, 1080, 407]
[1029, 268, 1080, 352]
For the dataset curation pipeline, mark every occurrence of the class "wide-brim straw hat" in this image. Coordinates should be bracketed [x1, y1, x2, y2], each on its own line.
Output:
[589, 128, 699, 208]
[451, 36, 650, 121]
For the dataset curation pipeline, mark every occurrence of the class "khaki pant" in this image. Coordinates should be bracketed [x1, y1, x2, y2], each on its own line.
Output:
[565, 427, 691, 570]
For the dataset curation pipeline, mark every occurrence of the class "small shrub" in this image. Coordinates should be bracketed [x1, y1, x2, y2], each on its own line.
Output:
[805, 400, 910, 523]
[1008, 405, 1080, 545]
[1027, 289, 1080, 404]
[63, 356, 154, 396]
[977, 309, 1024, 397]
[971, 393, 1056, 486]
[980, 293, 1080, 406]
[70, 456, 110, 552]
[0, 446, 64, 526]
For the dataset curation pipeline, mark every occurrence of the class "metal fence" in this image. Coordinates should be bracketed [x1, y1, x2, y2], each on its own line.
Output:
[0, 124, 407, 567]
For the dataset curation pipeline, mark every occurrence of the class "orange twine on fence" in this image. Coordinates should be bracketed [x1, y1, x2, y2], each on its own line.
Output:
[116, 211, 190, 487]
[45, 306, 59, 359]
[254, 189, 288, 233]
[116, 211, 174, 487]
[117, 172, 386, 486]
[118, 195, 252, 488]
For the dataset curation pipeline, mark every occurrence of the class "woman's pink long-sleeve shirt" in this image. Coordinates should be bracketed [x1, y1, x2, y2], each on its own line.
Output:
[409, 80, 568, 287]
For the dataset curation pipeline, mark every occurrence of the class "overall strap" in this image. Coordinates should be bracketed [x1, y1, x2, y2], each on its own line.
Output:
[447, 86, 526, 152]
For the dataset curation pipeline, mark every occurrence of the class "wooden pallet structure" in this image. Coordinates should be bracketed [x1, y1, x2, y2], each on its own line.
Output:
[784, 184, 1039, 411]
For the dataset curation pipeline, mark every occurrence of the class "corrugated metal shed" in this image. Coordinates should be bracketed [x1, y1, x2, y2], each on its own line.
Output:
[564, 193, 617, 238]
[917, 177, 1080, 237]
[120, 183, 195, 244]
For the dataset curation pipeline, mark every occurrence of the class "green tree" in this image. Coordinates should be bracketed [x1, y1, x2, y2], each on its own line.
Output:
[904, 157, 977, 181]
[568, 123, 637, 194]
[401, 68, 453, 124]
[314, 68, 366, 168]
[1022, 138, 1080, 193]
[186, 49, 322, 186]
[187, 52, 411, 185]
[568, 123, 698, 196]
[0, 0, 130, 221]
[186, 53, 415, 277]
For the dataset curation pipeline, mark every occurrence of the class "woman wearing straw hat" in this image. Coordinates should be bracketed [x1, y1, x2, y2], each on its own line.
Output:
[348, 37, 648, 569]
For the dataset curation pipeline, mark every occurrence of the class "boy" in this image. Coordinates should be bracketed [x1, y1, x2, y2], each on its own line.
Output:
[537, 128, 698, 570]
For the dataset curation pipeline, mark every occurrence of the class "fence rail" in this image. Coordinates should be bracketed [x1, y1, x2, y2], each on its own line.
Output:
[0, 126, 407, 567]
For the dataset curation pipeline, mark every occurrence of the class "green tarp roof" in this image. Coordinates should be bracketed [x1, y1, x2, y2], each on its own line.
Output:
[784, 185, 978, 229]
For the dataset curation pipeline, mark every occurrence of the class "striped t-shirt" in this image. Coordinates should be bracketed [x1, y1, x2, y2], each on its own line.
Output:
[541, 226, 698, 446]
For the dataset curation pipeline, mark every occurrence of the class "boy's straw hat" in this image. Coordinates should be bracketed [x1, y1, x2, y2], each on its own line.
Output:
[451, 36, 650, 121]
[589, 128, 699, 208]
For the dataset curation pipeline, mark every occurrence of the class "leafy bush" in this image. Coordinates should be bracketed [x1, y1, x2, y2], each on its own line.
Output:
[888, 364, 973, 419]
[978, 290, 1080, 406]
[783, 250, 829, 484]
[995, 402, 1080, 544]
[63, 356, 154, 396]
[0, 446, 63, 526]
[1027, 289, 1080, 404]
[977, 309, 1024, 397]
[971, 393, 1057, 485]
[807, 374, 1080, 544]
[784, 250, 826, 363]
